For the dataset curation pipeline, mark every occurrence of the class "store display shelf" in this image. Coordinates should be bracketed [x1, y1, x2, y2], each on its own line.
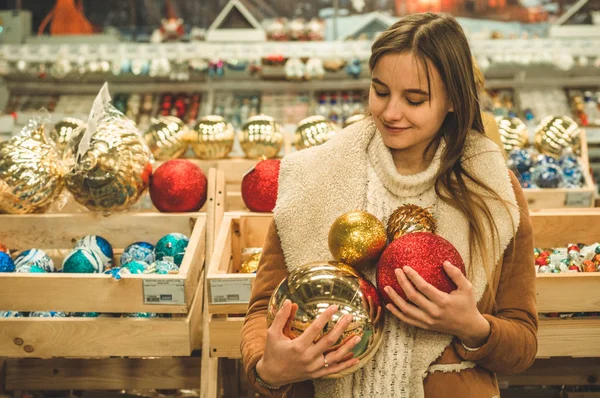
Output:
[537, 319, 600, 358]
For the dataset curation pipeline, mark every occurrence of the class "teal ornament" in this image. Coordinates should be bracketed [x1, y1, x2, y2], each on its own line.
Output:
[0, 252, 15, 272]
[125, 312, 159, 318]
[120, 242, 155, 266]
[152, 260, 180, 274]
[70, 312, 100, 317]
[63, 248, 104, 273]
[16, 264, 46, 273]
[29, 311, 67, 317]
[14, 249, 54, 272]
[0, 311, 22, 317]
[595, 245, 600, 255]
[75, 235, 114, 268]
[154, 233, 189, 266]
[103, 267, 130, 280]
[124, 260, 152, 274]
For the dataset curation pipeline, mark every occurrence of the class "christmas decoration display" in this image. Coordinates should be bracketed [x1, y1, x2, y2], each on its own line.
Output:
[239, 115, 284, 159]
[495, 116, 529, 154]
[508, 148, 584, 189]
[120, 242, 155, 266]
[267, 261, 384, 378]
[294, 116, 336, 151]
[186, 115, 235, 159]
[154, 233, 189, 267]
[143, 116, 188, 160]
[149, 159, 208, 212]
[14, 249, 55, 272]
[74, 235, 114, 269]
[240, 249, 262, 274]
[535, 243, 600, 274]
[534, 116, 581, 158]
[62, 247, 104, 273]
[241, 159, 280, 212]
[328, 211, 387, 271]
[49, 117, 84, 155]
[377, 205, 465, 305]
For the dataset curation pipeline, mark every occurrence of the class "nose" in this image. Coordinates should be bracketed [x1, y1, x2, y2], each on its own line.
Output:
[380, 98, 404, 123]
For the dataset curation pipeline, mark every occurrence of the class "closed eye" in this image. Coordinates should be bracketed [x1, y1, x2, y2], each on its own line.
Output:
[407, 99, 425, 106]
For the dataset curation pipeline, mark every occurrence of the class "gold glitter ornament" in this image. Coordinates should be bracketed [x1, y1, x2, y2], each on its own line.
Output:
[239, 115, 284, 159]
[240, 251, 262, 274]
[50, 118, 84, 155]
[343, 114, 367, 128]
[328, 211, 387, 270]
[63, 106, 152, 212]
[0, 123, 65, 214]
[387, 204, 437, 242]
[143, 116, 188, 160]
[534, 116, 581, 158]
[495, 116, 529, 154]
[187, 115, 234, 159]
[267, 261, 385, 378]
[294, 115, 336, 151]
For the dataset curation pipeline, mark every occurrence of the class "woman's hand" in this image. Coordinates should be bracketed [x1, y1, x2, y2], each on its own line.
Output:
[384, 261, 491, 347]
[255, 299, 362, 388]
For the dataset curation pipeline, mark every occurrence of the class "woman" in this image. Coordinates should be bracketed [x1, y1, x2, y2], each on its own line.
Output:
[241, 12, 537, 398]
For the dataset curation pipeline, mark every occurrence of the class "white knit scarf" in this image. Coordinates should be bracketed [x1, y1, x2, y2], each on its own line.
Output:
[274, 118, 519, 398]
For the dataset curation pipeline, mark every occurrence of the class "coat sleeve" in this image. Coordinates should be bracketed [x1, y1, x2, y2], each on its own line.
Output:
[240, 220, 293, 396]
[454, 171, 538, 374]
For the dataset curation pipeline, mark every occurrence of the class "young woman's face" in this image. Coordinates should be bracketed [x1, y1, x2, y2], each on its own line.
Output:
[369, 52, 453, 154]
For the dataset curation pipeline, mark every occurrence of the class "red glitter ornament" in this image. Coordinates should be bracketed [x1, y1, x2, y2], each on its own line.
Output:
[241, 159, 280, 212]
[377, 232, 466, 305]
[150, 159, 208, 212]
[535, 256, 550, 266]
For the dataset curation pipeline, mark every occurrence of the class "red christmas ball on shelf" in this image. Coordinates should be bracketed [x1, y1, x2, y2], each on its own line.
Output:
[150, 159, 208, 212]
[377, 232, 465, 305]
[241, 159, 280, 212]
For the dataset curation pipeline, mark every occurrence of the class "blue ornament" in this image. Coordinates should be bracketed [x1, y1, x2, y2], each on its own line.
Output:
[120, 242, 155, 266]
[75, 235, 114, 268]
[563, 166, 584, 188]
[0, 252, 15, 272]
[507, 148, 533, 174]
[346, 58, 362, 79]
[532, 163, 564, 188]
[29, 311, 67, 317]
[124, 260, 152, 274]
[0, 311, 22, 317]
[154, 233, 189, 266]
[152, 260, 180, 275]
[15, 264, 46, 273]
[103, 267, 130, 280]
[63, 248, 104, 273]
[14, 249, 54, 272]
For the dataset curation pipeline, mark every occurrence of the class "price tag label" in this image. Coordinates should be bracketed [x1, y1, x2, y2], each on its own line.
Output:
[565, 191, 593, 207]
[143, 279, 185, 305]
[210, 279, 251, 304]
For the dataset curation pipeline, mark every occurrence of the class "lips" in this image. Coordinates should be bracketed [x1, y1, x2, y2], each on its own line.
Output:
[382, 123, 411, 133]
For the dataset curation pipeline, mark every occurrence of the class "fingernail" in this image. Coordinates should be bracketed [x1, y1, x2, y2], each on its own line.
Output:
[444, 261, 452, 266]
[384, 286, 391, 293]
[353, 336, 361, 344]
[395, 268, 401, 275]
[331, 305, 339, 312]
[346, 314, 353, 322]
[404, 266, 412, 273]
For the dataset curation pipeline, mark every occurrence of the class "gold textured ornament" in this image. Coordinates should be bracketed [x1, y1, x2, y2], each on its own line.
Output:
[239, 115, 284, 159]
[294, 115, 336, 151]
[63, 107, 152, 212]
[343, 114, 367, 128]
[143, 116, 188, 160]
[387, 204, 437, 242]
[49, 117, 84, 155]
[534, 115, 581, 158]
[495, 116, 529, 154]
[240, 251, 262, 273]
[187, 115, 234, 159]
[267, 261, 384, 379]
[0, 124, 64, 214]
[328, 211, 387, 270]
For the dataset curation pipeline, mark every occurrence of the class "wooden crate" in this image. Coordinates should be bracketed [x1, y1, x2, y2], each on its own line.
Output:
[524, 130, 595, 210]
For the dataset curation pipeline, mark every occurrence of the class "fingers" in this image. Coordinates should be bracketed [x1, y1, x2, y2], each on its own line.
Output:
[395, 268, 437, 313]
[283, 303, 298, 338]
[384, 286, 431, 327]
[312, 312, 353, 353]
[402, 266, 448, 305]
[270, 299, 292, 335]
[385, 302, 429, 330]
[311, 355, 360, 379]
[325, 335, 362, 365]
[443, 261, 471, 292]
[297, 305, 339, 346]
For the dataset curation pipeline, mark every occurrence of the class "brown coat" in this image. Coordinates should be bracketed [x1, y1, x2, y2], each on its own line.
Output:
[241, 172, 537, 397]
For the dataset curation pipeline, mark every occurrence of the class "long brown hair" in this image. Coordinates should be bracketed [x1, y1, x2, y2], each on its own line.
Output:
[370, 13, 514, 295]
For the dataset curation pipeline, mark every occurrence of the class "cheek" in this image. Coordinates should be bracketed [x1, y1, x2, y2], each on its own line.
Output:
[368, 91, 383, 116]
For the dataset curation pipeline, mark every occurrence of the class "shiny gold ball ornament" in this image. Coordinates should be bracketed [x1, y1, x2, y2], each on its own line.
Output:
[328, 211, 387, 270]
[387, 204, 437, 242]
[239, 115, 284, 159]
[0, 124, 65, 214]
[267, 261, 385, 378]
[240, 251, 262, 274]
[63, 107, 152, 212]
[50, 117, 84, 155]
[534, 115, 581, 158]
[294, 115, 336, 150]
[143, 116, 188, 160]
[495, 116, 529, 154]
[343, 114, 367, 128]
[187, 115, 234, 159]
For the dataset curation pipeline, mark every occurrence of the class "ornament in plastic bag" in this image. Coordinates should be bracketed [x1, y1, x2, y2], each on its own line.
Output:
[50, 117, 84, 155]
[305, 58, 325, 80]
[285, 57, 305, 80]
[531, 162, 564, 188]
[63, 83, 152, 212]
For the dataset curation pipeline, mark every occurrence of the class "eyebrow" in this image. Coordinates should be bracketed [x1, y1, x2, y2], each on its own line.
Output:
[371, 78, 430, 96]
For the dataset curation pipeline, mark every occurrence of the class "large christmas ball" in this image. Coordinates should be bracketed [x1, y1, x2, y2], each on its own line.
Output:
[120, 242, 155, 266]
[143, 116, 188, 160]
[495, 116, 529, 154]
[377, 232, 465, 305]
[186, 115, 235, 159]
[153, 259, 180, 274]
[267, 261, 385, 378]
[63, 106, 152, 212]
[328, 211, 387, 270]
[63, 248, 104, 273]
[534, 116, 580, 158]
[14, 249, 54, 272]
[241, 159, 280, 212]
[239, 115, 284, 159]
[0, 252, 15, 272]
[154, 233, 189, 266]
[0, 123, 64, 214]
[49, 117, 84, 155]
[294, 116, 336, 151]
[149, 159, 208, 212]
[74, 235, 114, 269]
[386, 204, 437, 242]
[15, 264, 46, 273]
